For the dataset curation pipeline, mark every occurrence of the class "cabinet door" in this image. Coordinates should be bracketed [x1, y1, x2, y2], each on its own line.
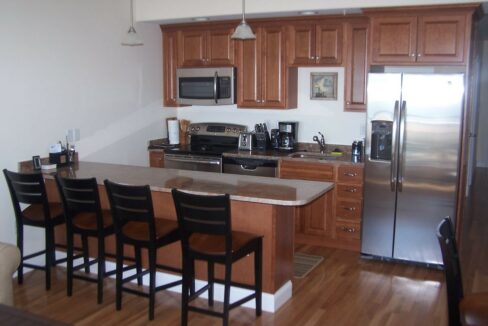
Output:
[163, 31, 179, 107]
[178, 30, 207, 66]
[236, 32, 261, 107]
[302, 193, 333, 237]
[370, 16, 417, 64]
[344, 21, 368, 112]
[416, 14, 466, 63]
[261, 26, 286, 108]
[287, 23, 315, 65]
[315, 23, 343, 65]
[149, 151, 164, 168]
[207, 27, 235, 66]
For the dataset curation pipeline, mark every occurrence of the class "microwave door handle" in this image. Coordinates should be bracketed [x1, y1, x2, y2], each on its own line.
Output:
[214, 71, 218, 104]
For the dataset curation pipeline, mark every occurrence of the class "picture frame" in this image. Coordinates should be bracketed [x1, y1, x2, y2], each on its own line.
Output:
[310, 72, 338, 100]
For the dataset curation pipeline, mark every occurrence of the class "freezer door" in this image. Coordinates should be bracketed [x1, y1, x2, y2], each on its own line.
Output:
[361, 73, 402, 258]
[394, 74, 464, 264]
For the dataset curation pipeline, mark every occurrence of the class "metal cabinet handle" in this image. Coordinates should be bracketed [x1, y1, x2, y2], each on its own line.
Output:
[343, 172, 358, 177]
[341, 206, 356, 211]
[341, 226, 356, 233]
[417, 54, 422, 57]
[411, 53, 416, 57]
[344, 188, 357, 193]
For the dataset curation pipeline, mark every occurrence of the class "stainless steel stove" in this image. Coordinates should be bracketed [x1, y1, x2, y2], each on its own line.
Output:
[164, 122, 247, 173]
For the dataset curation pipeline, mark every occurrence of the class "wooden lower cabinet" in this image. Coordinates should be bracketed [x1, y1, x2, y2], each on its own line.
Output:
[149, 150, 164, 168]
[280, 159, 364, 251]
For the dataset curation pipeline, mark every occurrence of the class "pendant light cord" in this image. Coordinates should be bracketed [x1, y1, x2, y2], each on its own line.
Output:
[241, 0, 246, 23]
[130, 0, 135, 28]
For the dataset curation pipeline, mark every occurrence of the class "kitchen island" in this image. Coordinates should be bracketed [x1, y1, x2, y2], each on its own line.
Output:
[38, 161, 334, 312]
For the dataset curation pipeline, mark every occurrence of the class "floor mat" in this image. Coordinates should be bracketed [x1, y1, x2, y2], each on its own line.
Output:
[294, 252, 324, 278]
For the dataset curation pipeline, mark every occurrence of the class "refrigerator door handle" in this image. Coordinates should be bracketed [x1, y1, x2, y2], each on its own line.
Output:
[390, 100, 400, 192]
[398, 100, 407, 192]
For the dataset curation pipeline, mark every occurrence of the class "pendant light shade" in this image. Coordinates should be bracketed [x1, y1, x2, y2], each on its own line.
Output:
[122, 0, 143, 46]
[231, 0, 255, 40]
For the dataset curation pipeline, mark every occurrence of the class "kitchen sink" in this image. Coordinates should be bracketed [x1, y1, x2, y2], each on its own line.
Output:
[287, 152, 339, 160]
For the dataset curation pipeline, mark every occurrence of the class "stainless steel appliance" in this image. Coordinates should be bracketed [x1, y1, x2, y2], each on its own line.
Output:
[238, 132, 254, 151]
[176, 67, 236, 105]
[222, 157, 277, 177]
[278, 121, 298, 151]
[164, 122, 246, 173]
[361, 71, 465, 265]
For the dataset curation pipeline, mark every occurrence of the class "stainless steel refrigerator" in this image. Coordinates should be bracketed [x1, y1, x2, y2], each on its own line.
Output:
[361, 71, 465, 265]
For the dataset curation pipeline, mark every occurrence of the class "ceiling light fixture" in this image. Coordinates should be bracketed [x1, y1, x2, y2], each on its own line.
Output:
[121, 0, 143, 46]
[231, 0, 255, 40]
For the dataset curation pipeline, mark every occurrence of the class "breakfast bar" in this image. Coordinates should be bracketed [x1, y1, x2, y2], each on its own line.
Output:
[39, 161, 334, 312]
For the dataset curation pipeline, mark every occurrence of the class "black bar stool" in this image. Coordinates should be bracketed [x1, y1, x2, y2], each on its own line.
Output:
[171, 189, 263, 326]
[104, 179, 182, 320]
[3, 169, 66, 290]
[55, 175, 121, 304]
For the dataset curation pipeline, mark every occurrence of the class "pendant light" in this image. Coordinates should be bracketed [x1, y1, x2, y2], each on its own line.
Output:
[231, 0, 256, 40]
[121, 0, 143, 46]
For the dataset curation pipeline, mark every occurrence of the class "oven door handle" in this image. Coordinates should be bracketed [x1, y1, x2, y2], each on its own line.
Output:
[164, 155, 221, 165]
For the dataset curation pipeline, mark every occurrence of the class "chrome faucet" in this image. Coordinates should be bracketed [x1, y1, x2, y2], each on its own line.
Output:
[313, 132, 327, 154]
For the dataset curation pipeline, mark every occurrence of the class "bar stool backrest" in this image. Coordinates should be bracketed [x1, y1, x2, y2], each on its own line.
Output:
[3, 169, 51, 223]
[104, 180, 156, 242]
[171, 189, 231, 254]
[55, 176, 103, 229]
[437, 217, 464, 326]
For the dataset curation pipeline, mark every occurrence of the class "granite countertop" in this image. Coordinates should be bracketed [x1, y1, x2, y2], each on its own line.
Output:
[46, 161, 334, 206]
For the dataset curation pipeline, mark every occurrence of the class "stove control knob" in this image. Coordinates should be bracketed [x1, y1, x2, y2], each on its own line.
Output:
[196, 127, 200, 131]
[226, 128, 231, 133]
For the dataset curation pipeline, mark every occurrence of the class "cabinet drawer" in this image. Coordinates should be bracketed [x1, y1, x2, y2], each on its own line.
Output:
[336, 184, 363, 200]
[335, 199, 362, 220]
[336, 220, 360, 240]
[337, 165, 363, 184]
[279, 160, 334, 181]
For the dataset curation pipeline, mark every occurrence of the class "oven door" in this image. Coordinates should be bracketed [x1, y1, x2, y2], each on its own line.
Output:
[163, 153, 222, 173]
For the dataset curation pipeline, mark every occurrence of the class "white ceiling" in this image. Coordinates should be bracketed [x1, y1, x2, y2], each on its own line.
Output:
[135, 0, 486, 24]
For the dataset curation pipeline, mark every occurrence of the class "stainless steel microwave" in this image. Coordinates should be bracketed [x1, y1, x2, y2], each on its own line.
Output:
[176, 67, 236, 106]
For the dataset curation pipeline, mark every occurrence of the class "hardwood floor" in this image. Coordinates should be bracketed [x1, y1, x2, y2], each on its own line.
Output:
[11, 168, 488, 325]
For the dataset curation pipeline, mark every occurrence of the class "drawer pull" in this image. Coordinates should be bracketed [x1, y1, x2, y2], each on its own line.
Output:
[341, 226, 356, 233]
[344, 188, 357, 193]
[343, 172, 358, 177]
[341, 206, 356, 211]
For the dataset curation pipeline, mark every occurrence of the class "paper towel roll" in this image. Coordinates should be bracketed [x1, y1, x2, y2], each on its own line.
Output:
[168, 119, 180, 144]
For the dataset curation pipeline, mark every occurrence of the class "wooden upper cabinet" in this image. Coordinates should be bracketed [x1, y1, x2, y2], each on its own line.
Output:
[416, 14, 466, 63]
[370, 10, 471, 65]
[344, 20, 369, 112]
[236, 24, 297, 109]
[370, 16, 417, 63]
[287, 21, 342, 65]
[315, 23, 343, 65]
[163, 31, 179, 107]
[177, 27, 234, 67]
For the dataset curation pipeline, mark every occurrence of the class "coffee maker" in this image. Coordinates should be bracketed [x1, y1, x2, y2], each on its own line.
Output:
[278, 121, 298, 151]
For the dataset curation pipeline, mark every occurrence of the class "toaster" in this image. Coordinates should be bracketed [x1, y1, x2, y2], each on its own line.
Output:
[238, 132, 255, 151]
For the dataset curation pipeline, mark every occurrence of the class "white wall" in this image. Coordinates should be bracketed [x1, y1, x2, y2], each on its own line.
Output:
[136, 0, 481, 23]
[476, 40, 488, 167]
[0, 0, 175, 245]
[176, 67, 366, 145]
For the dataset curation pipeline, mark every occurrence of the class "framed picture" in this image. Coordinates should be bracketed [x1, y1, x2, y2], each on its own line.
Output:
[310, 72, 338, 100]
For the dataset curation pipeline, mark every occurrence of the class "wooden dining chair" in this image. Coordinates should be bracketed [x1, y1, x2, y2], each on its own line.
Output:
[3, 169, 66, 290]
[104, 179, 182, 320]
[437, 217, 488, 326]
[171, 188, 263, 326]
[55, 175, 119, 304]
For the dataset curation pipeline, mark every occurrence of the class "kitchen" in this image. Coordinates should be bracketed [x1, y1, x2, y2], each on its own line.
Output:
[2, 0, 488, 325]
